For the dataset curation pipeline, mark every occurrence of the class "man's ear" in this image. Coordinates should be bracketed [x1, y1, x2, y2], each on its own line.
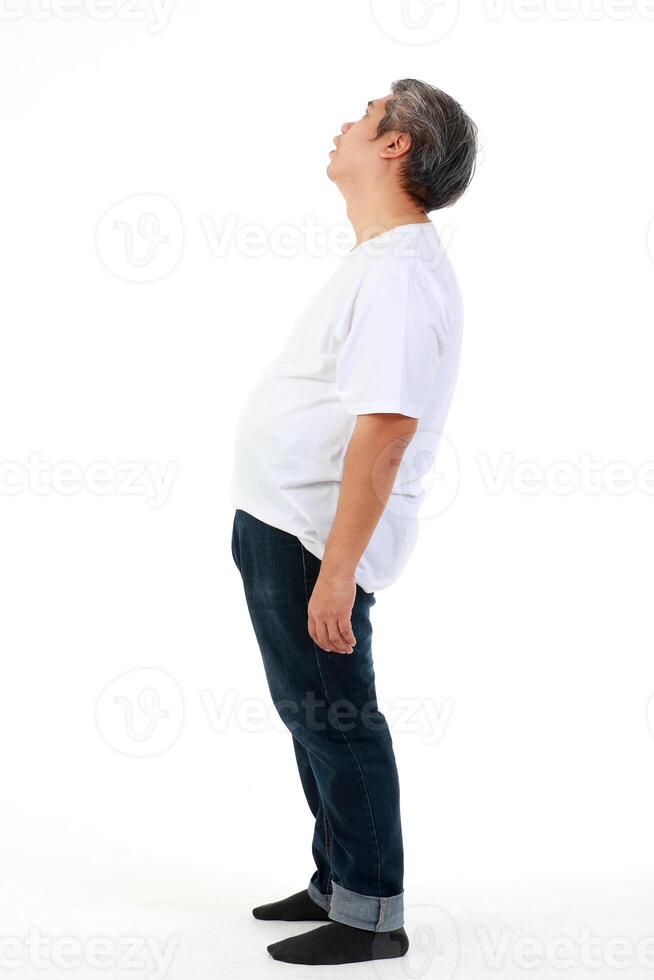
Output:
[378, 131, 412, 160]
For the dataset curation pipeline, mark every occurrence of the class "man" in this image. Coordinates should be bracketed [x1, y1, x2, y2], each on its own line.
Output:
[230, 78, 477, 966]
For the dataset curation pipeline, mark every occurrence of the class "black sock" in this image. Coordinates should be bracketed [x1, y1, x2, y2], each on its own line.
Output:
[252, 889, 330, 922]
[267, 921, 409, 965]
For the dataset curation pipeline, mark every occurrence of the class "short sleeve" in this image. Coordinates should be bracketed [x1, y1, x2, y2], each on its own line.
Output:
[336, 269, 449, 419]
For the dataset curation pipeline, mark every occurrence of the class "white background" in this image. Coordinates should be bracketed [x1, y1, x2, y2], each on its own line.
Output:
[2, 1, 654, 978]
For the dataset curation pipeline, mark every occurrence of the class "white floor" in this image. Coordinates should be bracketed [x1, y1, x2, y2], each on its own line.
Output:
[3, 857, 654, 980]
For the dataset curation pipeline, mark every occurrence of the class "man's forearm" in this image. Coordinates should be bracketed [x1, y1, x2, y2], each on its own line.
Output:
[320, 413, 418, 579]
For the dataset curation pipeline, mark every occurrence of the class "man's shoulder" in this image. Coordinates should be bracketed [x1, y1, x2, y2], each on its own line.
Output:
[357, 226, 460, 304]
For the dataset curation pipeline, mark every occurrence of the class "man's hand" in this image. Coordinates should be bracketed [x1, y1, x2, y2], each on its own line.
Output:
[307, 412, 417, 654]
[308, 570, 357, 654]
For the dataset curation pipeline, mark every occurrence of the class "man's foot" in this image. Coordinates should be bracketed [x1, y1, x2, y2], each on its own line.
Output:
[267, 921, 409, 965]
[252, 889, 330, 922]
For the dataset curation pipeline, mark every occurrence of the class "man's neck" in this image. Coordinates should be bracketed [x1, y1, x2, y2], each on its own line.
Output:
[345, 198, 429, 247]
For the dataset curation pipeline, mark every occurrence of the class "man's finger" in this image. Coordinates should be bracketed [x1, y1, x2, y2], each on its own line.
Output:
[309, 616, 329, 651]
[314, 619, 334, 653]
[338, 619, 356, 649]
[327, 620, 353, 655]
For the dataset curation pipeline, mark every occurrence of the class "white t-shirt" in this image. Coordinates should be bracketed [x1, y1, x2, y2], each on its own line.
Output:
[231, 221, 463, 592]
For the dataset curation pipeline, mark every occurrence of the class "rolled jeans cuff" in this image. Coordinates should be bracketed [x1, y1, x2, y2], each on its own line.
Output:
[327, 881, 404, 933]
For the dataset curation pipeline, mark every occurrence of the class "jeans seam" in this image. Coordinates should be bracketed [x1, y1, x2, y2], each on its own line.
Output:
[231, 513, 241, 572]
[322, 808, 333, 864]
[299, 538, 383, 900]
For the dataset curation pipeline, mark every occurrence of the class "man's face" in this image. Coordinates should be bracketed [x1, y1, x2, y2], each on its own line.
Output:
[327, 95, 392, 184]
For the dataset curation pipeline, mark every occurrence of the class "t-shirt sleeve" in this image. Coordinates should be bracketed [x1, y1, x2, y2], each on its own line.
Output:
[336, 269, 449, 419]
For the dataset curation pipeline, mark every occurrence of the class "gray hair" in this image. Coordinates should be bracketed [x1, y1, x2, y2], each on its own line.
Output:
[376, 78, 478, 212]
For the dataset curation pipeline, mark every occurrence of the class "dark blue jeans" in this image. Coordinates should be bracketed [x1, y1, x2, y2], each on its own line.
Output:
[231, 509, 404, 932]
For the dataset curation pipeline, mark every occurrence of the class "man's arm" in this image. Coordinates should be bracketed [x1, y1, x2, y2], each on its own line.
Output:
[307, 412, 418, 654]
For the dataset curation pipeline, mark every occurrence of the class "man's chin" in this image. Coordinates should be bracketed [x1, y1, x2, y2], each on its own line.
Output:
[326, 160, 336, 181]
